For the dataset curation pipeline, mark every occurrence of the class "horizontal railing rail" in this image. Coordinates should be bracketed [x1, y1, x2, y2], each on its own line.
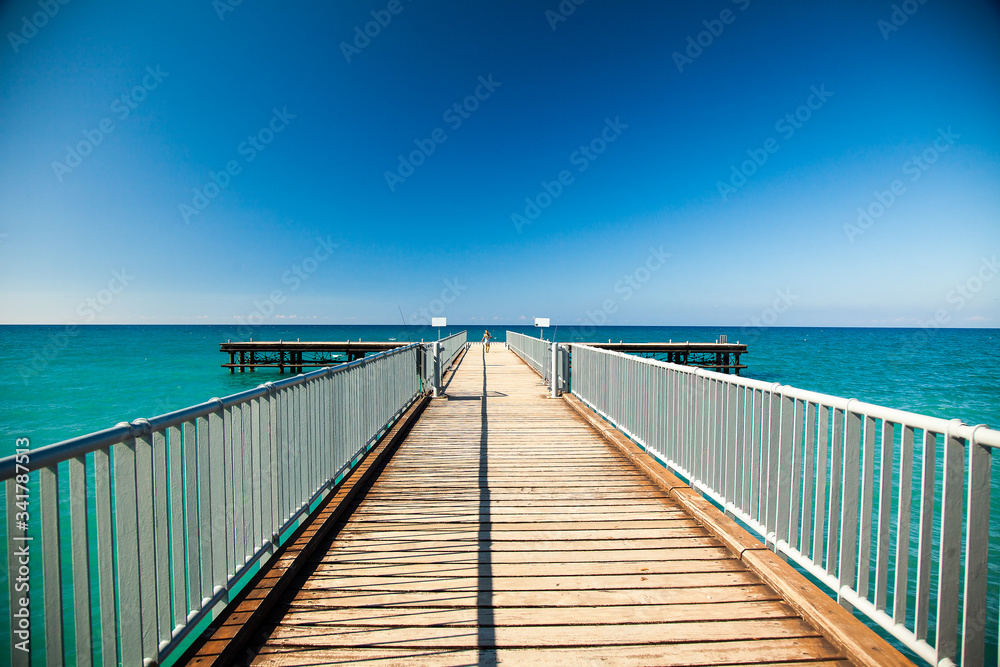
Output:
[506, 331, 551, 381]
[507, 331, 569, 396]
[439, 330, 467, 369]
[569, 343, 999, 667]
[420, 331, 467, 392]
[1, 343, 424, 666]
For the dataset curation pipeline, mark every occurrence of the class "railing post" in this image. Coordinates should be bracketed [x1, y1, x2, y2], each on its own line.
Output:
[432, 341, 442, 397]
[550, 342, 558, 398]
[560, 343, 569, 394]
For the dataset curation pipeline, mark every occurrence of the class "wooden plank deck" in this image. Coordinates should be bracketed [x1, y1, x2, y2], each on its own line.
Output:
[249, 345, 854, 666]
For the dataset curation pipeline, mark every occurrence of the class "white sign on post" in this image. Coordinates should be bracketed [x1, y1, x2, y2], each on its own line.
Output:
[534, 317, 550, 328]
[431, 317, 447, 342]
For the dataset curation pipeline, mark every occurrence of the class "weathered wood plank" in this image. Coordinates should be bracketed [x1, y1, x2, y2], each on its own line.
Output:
[283, 585, 784, 608]
[315, 545, 726, 565]
[298, 570, 762, 590]
[274, 600, 799, 626]
[307, 558, 746, 578]
[336, 512, 694, 525]
[325, 533, 714, 546]
[262, 618, 822, 647]
[252, 640, 848, 667]
[353, 498, 683, 510]
[317, 537, 712, 551]
[332, 519, 709, 533]
[359, 490, 669, 500]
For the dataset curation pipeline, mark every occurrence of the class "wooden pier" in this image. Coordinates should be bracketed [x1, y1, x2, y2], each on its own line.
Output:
[221, 339, 748, 374]
[220, 340, 403, 373]
[187, 345, 909, 666]
[583, 341, 748, 374]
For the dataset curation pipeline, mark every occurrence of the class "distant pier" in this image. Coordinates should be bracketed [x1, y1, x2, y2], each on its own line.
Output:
[220, 340, 402, 373]
[220, 338, 748, 374]
[583, 341, 747, 374]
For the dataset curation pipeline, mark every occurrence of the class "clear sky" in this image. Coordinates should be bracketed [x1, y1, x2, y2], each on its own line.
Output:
[1, 0, 998, 327]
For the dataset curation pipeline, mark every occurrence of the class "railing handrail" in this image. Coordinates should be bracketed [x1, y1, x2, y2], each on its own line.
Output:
[0, 343, 423, 480]
[506, 330, 550, 378]
[571, 342, 1000, 448]
[431, 331, 467, 373]
[439, 330, 467, 363]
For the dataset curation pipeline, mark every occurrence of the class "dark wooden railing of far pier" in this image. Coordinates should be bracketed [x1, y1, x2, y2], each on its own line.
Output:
[220, 340, 404, 373]
[583, 341, 747, 375]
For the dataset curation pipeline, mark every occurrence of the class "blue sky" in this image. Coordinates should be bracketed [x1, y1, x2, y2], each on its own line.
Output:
[1, 0, 998, 327]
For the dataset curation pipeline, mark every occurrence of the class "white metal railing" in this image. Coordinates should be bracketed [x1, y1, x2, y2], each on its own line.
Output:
[570, 343, 1000, 667]
[438, 330, 467, 369]
[506, 330, 552, 380]
[507, 331, 569, 395]
[421, 331, 467, 394]
[0, 344, 424, 666]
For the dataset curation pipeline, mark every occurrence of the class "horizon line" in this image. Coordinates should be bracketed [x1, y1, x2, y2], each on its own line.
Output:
[0, 322, 997, 330]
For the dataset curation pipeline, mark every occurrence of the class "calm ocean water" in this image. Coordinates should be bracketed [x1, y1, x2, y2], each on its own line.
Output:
[0, 324, 997, 664]
[2, 324, 997, 451]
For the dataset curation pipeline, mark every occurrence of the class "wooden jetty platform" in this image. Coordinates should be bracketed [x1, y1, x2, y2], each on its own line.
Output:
[188, 345, 909, 666]
[220, 340, 403, 373]
[583, 341, 748, 374]
[221, 339, 748, 374]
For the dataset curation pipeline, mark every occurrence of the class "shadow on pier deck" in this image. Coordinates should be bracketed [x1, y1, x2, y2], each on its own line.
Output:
[187, 345, 911, 667]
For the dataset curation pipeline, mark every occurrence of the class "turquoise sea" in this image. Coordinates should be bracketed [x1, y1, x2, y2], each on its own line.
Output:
[2, 324, 997, 451]
[0, 324, 998, 665]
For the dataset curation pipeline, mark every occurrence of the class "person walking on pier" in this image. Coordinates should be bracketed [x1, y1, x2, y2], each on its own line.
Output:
[482, 329, 492, 352]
